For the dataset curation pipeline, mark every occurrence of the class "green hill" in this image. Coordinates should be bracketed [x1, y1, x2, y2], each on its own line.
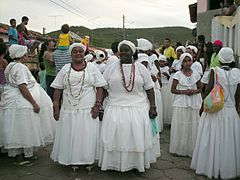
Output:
[47, 26, 193, 48]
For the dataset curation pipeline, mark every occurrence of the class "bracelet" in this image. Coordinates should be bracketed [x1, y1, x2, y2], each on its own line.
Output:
[150, 105, 156, 108]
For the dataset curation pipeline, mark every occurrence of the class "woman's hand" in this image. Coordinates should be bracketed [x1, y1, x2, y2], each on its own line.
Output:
[91, 104, 100, 119]
[53, 105, 60, 121]
[32, 103, 40, 113]
[149, 106, 157, 119]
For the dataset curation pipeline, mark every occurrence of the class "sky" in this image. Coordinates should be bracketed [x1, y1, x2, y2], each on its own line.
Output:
[0, 0, 197, 33]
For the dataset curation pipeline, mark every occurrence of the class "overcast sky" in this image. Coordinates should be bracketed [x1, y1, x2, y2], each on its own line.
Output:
[0, 0, 197, 33]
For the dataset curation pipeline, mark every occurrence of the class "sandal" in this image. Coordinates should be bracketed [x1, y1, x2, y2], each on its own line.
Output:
[25, 155, 38, 160]
[14, 160, 33, 167]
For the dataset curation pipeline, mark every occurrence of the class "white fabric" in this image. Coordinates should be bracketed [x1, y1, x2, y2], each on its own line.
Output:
[155, 86, 163, 132]
[170, 107, 200, 157]
[92, 61, 106, 74]
[171, 59, 182, 71]
[103, 62, 154, 106]
[201, 68, 210, 84]
[137, 53, 150, 64]
[191, 61, 203, 76]
[84, 54, 93, 62]
[218, 47, 235, 64]
[160, 66, 170, 85]
[99, 61, 160, 172]
[9, 44, 27, 59]
[176, 46, 186, 53]
[106, 55, 119, 69]
[95, 50, 106, 61]
[172, 71, 202, 109]
[50, 62, 107, 165]
[191, 67, 240, 179]
[187, 45, 198, 54]
[137, 38, 153, 51]
[69, 43, 86, 54]
[118, 40, 136, 54]
[0, 63, 55, 157]
[179, 53, 193, 64]
[149, 54, 159, 75]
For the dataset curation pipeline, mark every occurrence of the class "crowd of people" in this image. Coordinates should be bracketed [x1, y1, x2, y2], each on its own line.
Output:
[0, 17, 240, 179]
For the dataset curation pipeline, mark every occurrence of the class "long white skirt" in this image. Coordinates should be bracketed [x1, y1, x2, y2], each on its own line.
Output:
[191, 107, 240, 179]
[98, 105, 160, 172]
[155, 88, 163, 132]
[0, 83, 55, 157]
[51, 108, 100, 165]
[169, 107, 199, 157]
[163, 78, 175, 125]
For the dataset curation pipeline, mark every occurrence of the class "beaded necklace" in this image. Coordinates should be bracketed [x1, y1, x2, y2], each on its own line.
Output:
[67, 63, 85, 99]
[119, 62, 135, 92]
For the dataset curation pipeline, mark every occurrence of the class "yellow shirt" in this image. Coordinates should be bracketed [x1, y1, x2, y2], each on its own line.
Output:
[163, 46, 177, 60]
[58, 33, 70, 47]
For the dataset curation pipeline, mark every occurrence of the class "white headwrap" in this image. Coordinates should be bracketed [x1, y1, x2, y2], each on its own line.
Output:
[218, 47, 235, 64]
[176, 46, 186, 53]
[159, 55, 167, 62]
[9, 44, 28, 59]
[69, 43, 86, 54]
[137, 53, 150, 64]
[179, 53, 193, 64]
[118, 40, 136, 54]
[95, 50, 106, 61]
[187, 45, 198, 54]
[84, 54, 93, 62]
[137, 38, 153, 51]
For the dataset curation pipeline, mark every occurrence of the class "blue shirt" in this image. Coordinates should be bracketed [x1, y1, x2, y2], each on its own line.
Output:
[8, 27, 18, 46]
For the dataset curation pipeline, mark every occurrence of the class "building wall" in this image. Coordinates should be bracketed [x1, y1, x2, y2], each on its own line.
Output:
[197, 9, 220, 41]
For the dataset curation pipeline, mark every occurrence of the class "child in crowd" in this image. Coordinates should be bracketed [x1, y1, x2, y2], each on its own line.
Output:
[57, 24, 72, 50]
[170, 53, 202, 157]
[8, 19, 18, 46]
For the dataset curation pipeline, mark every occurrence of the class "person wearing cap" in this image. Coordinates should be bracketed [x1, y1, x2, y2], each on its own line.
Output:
[50, 43, 107, 168]
[170, 53, 202, 157]
[210, 39, 223, 68]
[191, 47, 240, 179]
[99, 40, 160, 173]
[0, 44, 55, 166]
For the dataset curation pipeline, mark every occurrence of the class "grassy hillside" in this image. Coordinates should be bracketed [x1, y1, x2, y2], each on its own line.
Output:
[47, 26, 193, 49]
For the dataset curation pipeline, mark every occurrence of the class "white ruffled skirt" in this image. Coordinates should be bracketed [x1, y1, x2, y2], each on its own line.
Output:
[51, 108, 100, 165]
[191, 107, 240, 179]
[155, 88, 163, 132]
[98, 104, 160, 172]
[169, 107, 199, 157]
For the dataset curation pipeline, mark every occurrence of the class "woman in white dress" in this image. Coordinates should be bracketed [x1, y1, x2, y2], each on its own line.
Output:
[169, 53, 202, 157]
[191, 47, 240, 179]
[50, 43, 107, 167]
[187, 45, 203, 76]
[99, 40, 160, 173]
[0, 44, 55, 165]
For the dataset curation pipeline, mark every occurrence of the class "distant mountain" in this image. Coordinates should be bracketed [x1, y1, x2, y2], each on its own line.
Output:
[49, 26, 193, 49]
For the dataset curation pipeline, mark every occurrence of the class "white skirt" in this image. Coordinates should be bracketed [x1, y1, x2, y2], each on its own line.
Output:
[163, 78, 175, 124]
[51, 108, 100, 165]
[169, 107, 199, 157]
[191, 107, 240, 179]
[155, 88, 163, 132]
[0, 83, 55, 157]
[98, 104, 160, 172]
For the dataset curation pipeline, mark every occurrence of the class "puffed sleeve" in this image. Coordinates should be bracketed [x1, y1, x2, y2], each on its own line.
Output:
[14, 65, 29, 85]
[138, 62, 155, 90]
[90, 63, 107, 87]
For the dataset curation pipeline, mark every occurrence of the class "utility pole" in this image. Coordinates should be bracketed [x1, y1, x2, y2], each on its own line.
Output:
[48, 15, 63, 29]
[123, 14, 126, 40]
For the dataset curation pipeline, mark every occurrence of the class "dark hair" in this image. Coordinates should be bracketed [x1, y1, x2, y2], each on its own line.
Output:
[38, 41, 49, 63]
[22, 16, 29, 22]
[111, 41, 119, 53]
[0, 43, 7, 56]
[61, 24, 70, 34]
[165, 38, 171, 42]
[0, 38, 4, 43]
[133, 51, 138, 60]
[204, 42, 213, 69]
[10, 19, 16, 24]
[227, 0, 234, 5]
[197, 35, 205, 42]
[175, 42, 182, 48]
[39, 62, 45, 70]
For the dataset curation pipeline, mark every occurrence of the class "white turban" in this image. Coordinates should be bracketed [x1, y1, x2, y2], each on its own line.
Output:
[137, 38, 153, 51]
[137, 53, 150, 64]
[176, 46, 186, 53]
[218, 47, 235, 64]
[179, 53, 193, 64]
[118, 40, 136, 54]
[9, 44, 28, 59]
[95, 50, 106, 61]
[159, 55, 167, 62]
[84, 54, 93, 62]
[187, 45, 198, 54]
[69, 43, 86, 54]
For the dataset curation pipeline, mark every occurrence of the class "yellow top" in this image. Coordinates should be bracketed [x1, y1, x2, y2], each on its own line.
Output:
[58, 33, 70, 47]
[163, 46, 177, 60]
